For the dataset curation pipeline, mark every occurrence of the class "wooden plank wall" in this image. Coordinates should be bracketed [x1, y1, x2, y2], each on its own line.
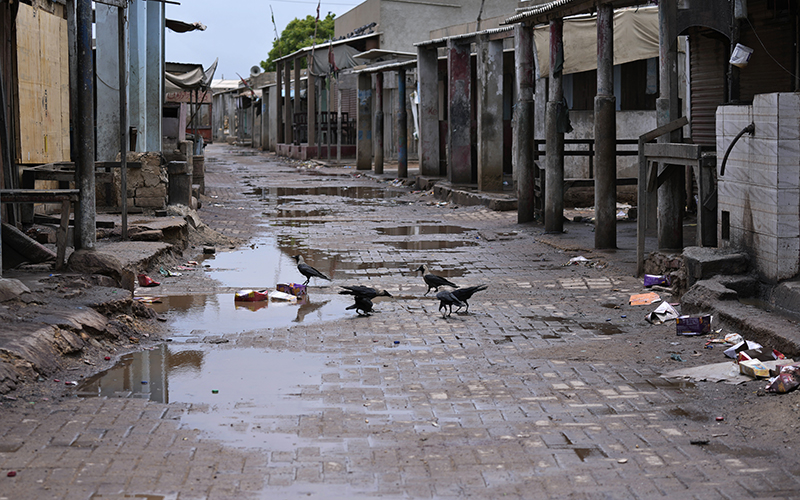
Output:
[15, 2, 70, 165]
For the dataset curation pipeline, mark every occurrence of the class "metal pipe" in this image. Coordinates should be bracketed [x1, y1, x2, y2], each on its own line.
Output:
[75, 0, 95, 250]
[118, 6, 128, 240]
[720, 122, 754, 176]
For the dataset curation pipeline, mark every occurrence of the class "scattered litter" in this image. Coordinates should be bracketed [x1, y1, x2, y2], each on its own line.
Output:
[276, 283, 307, 298]
[739, 359, 770, 378]
[644, 274, 670, 287]
[723, 340, 763, 359]
[630, 292, 661, 306]
[676, 314, 712, 335]
[211, 389, 219, 394]
[137, 274, 160, 287]
[234, 289, 269, 302]
[617, 458, 628, 464]
[65, 381, 78, 386]
[7, 471, 16, 477]
[715, 416, 724, 422]
[645, 302, 679, 324]
[134, 296, 162, 304]
[663, 359, 795, 384]
[566, 255, 592, 266]
[670, 354, 685, 362]
[765, 364, 800, 393]
[158, 267, 182, 277]
[268, 290, 298, 303]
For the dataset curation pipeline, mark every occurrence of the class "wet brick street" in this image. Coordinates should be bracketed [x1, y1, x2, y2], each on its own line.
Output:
[1, 144, 799, 499]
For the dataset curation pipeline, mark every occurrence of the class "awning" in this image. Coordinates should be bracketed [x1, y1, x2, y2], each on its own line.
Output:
[166, 19, 206, 33]
[534, 6, 658, 77]
[165, 58, 218, 93]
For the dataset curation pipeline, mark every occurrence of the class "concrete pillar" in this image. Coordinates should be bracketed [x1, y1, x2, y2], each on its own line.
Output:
[75, 0, 95, 250]
[375, 72, 384, 174]
[96, 5, 121, 162]
[657, 0, 683, 250]
[417, 46, 440, 176]
[595, 4, 617, 249]
[284, 60, 292, 144]
[398, 67, 408, 178]
[145, 1, 163, 151]
[356, 73, 373, 170]
[545, 19, 565, 234]
[447, 39, 472, 184]
[477, 35, 504, 192]
[128, 1, 146, 152]
[514, 24, 536, 223]
[294, 58, 301, 145]
[307, 56, 316, 149]
[276, 63, 283, 144]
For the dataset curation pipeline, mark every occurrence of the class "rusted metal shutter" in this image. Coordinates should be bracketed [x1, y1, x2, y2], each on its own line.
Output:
[689, 28, 727, 147]
[739, 0, 796, 100]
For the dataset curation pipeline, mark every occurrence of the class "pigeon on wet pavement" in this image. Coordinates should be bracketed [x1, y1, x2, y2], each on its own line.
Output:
[292, 255, 330, 285]
[415, 264, 458, 295]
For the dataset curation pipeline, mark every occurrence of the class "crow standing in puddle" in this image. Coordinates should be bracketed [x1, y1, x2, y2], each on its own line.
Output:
[292, 255, 330, 285]
[415, 264, 458, 295]
[339, 285, 392, 300]
[346, 295, 374, 316]
[340, 285, 391, 316]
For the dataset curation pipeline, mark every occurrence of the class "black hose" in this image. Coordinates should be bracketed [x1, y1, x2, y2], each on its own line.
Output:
[719, 122, 755, 176]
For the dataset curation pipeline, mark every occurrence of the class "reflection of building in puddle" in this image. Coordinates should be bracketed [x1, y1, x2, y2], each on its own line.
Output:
[77, 344, 204, 404]
[151, 294, 212, 314]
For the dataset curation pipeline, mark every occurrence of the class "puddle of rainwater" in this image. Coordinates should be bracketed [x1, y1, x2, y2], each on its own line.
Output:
[276, 208, 334, 218]
[258, 186, 403, 200]
[150, 293, 351, 336]
[376, 225, 468, 236]
[381, 240, 478, 250]
[77, 345, 330, 451]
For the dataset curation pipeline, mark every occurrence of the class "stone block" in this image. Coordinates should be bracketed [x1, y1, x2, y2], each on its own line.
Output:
[136, 186, 166, 199]
[683, 246, 749, 286]
[136, 196, 166, 208]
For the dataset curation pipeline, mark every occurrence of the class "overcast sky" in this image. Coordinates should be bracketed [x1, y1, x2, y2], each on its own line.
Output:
[165, 0, 362, 81]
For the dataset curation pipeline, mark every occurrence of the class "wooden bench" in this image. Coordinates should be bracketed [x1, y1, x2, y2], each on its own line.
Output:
[0, 189, 79, 270]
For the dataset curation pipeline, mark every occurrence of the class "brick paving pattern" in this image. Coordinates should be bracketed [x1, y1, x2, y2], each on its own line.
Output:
[0, 145, 798, 499]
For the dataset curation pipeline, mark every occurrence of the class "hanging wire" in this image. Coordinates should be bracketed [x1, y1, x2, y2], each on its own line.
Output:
[744, 17, 800, 81]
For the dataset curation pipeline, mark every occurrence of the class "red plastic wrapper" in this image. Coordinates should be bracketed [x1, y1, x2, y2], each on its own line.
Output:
[234, 289, 269, 302]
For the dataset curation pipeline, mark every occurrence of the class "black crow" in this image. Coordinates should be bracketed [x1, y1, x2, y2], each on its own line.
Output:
[415, 264, 458, 295]
[436, 290, 464, 318]
[346, 295, 374, 316]
[452, 284, 488, 313]
[292, 255, 330, 285]
[339, 285, 392, 299]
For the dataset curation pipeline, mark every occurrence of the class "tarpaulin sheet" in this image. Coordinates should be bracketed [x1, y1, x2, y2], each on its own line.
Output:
[534, 6, 658, 77]
[309, 43, 361, 76]
[165, 58, 218, 93]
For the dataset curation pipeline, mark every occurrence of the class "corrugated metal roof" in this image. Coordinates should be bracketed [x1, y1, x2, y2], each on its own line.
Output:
[504, 0, 579, 24]
[352, 59, 418, 74]
[415, 25, 515, 48]
[274, 32, 381, 63]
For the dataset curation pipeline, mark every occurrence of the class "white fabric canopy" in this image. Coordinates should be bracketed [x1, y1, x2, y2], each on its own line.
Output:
[534, 6, 659, 77]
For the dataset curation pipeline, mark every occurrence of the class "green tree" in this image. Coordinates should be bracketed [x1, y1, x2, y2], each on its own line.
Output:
[261, 13, 336, 72]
